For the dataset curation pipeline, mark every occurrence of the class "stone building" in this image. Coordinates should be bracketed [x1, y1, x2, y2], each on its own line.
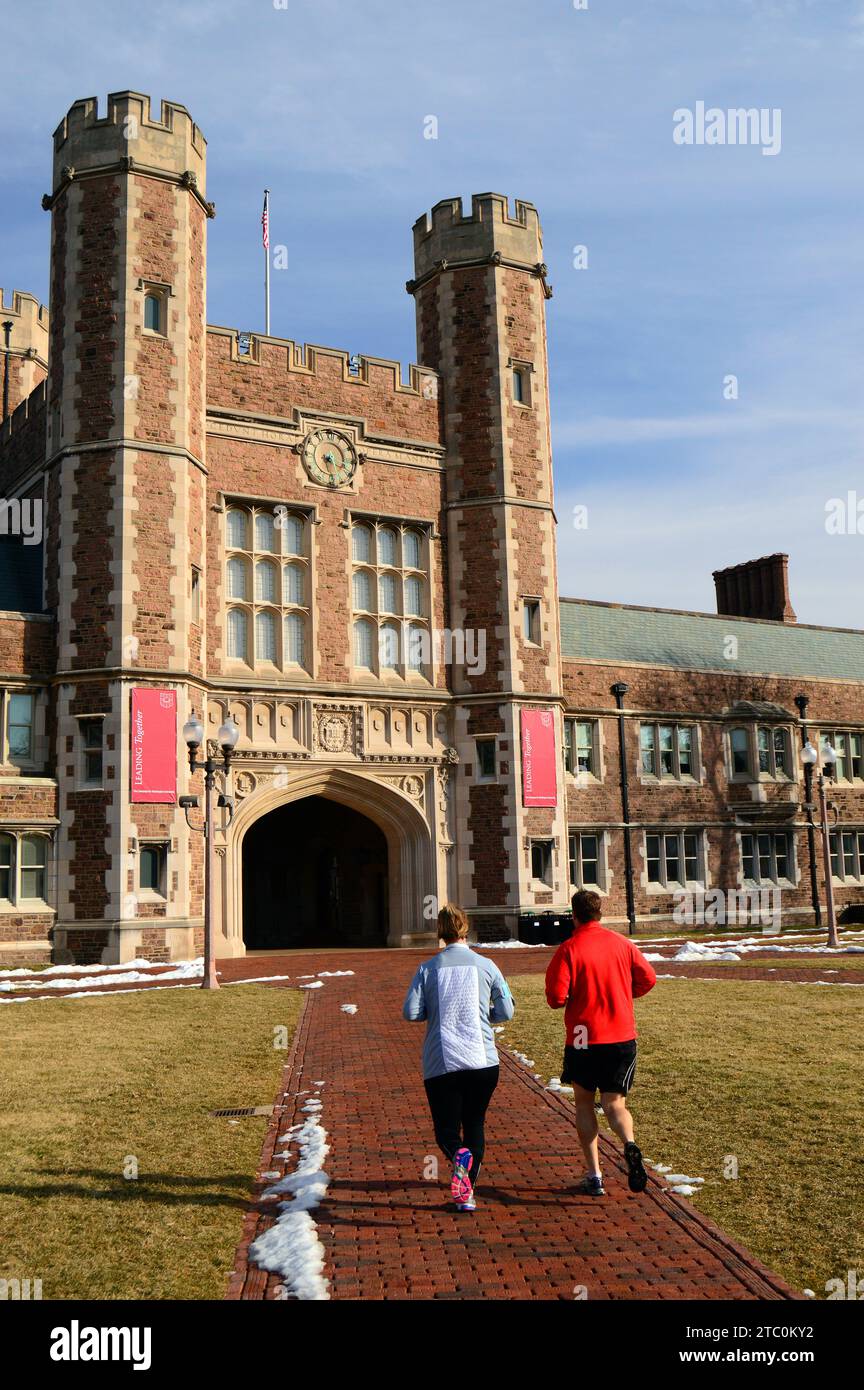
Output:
[0, 92, 862, 966]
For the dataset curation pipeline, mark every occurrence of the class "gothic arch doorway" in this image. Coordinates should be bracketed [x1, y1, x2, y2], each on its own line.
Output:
[222, 766, 435, 953]
[242, 797, 389, 949]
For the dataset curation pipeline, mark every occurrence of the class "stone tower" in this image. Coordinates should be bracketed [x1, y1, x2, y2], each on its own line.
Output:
[409, 194, 566, 936]
[0, 289, 49, 420]
[44, 92, 211, 961]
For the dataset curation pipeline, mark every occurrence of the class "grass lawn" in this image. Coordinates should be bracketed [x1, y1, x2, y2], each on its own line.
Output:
[0, 985, 302, 1300]
[502, 974, 864, 1296]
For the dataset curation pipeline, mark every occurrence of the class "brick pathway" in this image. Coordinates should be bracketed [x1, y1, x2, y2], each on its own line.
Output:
[224, 947, 800, 1302]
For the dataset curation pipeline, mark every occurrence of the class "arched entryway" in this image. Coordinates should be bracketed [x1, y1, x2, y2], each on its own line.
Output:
[220, 766, 436, 954]
[242, 797, 389, 949]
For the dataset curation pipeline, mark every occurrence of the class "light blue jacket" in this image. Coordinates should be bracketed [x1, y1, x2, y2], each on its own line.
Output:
[403, 943, 515, 1079]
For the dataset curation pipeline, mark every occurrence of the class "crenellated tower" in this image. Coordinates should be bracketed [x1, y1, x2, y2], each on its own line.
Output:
[44, 92, 211, 962]
[409, 194, 567, 936]
[0, 289, 49, 420]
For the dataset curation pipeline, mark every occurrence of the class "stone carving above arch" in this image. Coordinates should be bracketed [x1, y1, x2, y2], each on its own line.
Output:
[313, 703, 362, 757]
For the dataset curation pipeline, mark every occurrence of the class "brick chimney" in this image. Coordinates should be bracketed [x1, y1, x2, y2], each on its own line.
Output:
[713, 553, 797, 623]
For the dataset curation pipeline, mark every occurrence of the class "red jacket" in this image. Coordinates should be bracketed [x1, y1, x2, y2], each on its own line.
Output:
[545, 921, 657, 1045]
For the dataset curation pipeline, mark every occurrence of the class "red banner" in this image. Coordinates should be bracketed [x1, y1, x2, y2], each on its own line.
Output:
[521, 707, 558, 807]
[130, 688, 177, 803]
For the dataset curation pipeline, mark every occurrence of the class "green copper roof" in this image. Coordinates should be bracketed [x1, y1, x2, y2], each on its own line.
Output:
[559, 599, 864, 682]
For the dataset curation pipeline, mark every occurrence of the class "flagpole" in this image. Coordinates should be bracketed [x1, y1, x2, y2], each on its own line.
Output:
[263, 188, 271, 336]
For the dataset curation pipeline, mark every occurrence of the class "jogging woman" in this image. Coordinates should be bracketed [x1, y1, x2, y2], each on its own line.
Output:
[403, 903, 515, 1211]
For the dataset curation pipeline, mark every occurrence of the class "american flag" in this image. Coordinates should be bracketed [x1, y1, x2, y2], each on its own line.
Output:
[261, 189, 270, 250]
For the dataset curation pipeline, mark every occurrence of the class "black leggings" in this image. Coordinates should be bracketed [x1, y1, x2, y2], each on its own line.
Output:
[423, 1064, 500, 1188]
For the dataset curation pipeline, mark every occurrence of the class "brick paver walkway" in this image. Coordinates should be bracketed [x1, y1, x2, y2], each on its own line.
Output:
[224, 947, 800, 1301]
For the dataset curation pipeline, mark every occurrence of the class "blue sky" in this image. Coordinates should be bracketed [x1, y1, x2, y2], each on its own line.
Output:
[1, 0, 862, 625]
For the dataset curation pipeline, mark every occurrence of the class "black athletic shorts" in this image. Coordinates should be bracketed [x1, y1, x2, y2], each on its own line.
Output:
[560, 1039, 637, 1095]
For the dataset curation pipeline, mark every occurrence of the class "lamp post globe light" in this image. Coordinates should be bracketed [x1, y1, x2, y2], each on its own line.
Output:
[179, 714, 241, 989]
[802, 739, 840, 950]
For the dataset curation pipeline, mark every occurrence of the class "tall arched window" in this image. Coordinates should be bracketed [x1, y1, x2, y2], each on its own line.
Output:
[281, 513, 304, 556]
[378, 527, 398, 567]
[406, 624, 426, 671]
[404, 575, 423, 616]
[227, 556, 248, 600]
[379, 623, 400, 670]
[255, 512, 276, 553]
[255, 560, 277, 603]
[350, 518, 430, 677]
[378, 572, 398, 614]
[227, 607, 248, 661]
[353, 569, 373, 612]
[283, 563, 304, 606]
[224, 505, 310, 672]
[284, 612, 305, 665]
[354, 618, 374, 669]
[226, 509, 248, 549]
[255, 610, 277, 663]
[352, 525, 372, 564]
[403, 530, 422, 570]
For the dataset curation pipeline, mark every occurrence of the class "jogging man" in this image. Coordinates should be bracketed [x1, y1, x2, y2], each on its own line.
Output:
[545, 889, 656, 1196]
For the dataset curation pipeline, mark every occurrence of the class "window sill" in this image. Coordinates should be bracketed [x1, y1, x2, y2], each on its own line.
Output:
[646, 881, 707, 894]
[741, 879, 795, 891]
[638, 775, 700, 786]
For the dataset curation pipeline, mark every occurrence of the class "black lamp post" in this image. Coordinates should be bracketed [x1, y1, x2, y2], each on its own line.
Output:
[180, 714, 240, 989]
[801, 738, 839, 949]
[611, 682, 637, 936]
[794, 693, 822, 928]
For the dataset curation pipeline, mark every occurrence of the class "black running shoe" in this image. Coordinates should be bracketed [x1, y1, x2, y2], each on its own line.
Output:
[572, 1174, 605, 1196]
[624, 1141, 648, 1193]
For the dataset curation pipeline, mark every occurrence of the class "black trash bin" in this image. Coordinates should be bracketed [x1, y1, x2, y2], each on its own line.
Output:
[517, 911, 571, 945]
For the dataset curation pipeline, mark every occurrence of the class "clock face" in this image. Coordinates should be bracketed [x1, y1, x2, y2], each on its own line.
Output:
[301, 428, 358, 488]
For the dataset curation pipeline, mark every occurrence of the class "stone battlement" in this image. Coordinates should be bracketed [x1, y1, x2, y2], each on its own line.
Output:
[412, 192, 543, 281]
[206, 325, 440, 399]
[0, 289, 49, 360]
[52, 91, 207, 195]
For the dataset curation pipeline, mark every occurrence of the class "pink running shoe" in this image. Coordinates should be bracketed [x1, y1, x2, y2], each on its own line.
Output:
[451, 1147, 474, 1204]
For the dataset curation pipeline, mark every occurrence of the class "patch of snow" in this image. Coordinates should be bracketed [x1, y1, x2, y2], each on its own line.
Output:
[227, 974, 292, 986]
[340, 1004, 358, 1014]
[317, 970, 355, 977]
[0, 959, 204, 992]
[546, 1077, 574, 1095]
[510, 1050, 536, 1069]
[299, 981, 324, 990]
[672, 942, 741, 962]
[474, 941, 551, 949]
[249, 1110, 331, 1301]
